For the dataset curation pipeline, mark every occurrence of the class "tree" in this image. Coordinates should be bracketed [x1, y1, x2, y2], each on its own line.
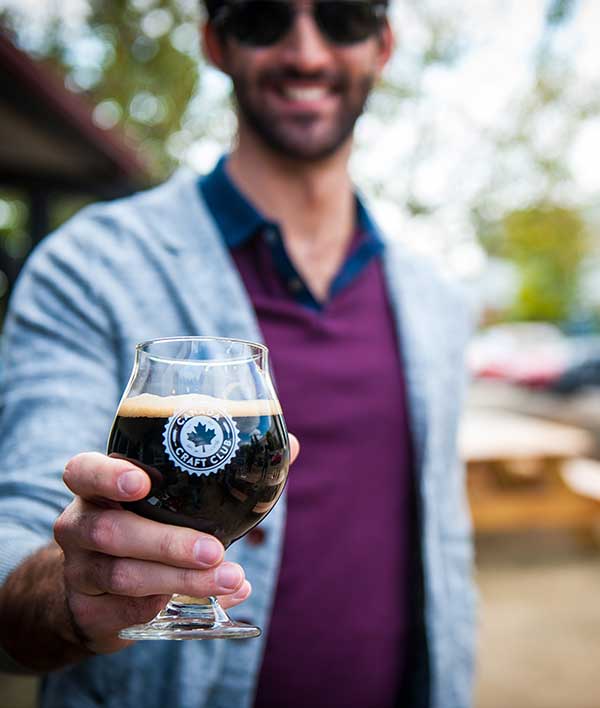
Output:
[486, 204, 589, 323]
[83, 0, 200, 177]
[0, 0, 205, 321]
[1, 0, 600, 329]
[1, 0, 201, 180]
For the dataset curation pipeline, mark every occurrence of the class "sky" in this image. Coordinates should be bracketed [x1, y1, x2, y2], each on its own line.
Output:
[2, 0, 600, 282]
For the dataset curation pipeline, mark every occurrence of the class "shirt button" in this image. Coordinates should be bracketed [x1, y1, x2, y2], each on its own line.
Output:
[288, 277, 303, 293]
[247, 527, 266, 546]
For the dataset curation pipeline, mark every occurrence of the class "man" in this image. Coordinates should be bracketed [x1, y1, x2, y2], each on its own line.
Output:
[0, 1, 476, 706]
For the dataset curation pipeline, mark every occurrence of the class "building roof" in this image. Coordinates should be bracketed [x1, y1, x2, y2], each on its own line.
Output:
[0, 30, 149, 197]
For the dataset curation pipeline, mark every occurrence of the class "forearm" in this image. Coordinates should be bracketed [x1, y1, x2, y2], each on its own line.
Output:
[0, 543, 92, 673]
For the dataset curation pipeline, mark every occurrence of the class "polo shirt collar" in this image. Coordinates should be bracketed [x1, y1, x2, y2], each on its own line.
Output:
[199, 155, 271, 248]
[199, 154, 385, 251]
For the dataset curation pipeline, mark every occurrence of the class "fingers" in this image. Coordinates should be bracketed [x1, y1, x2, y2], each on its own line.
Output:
[66, 591, 169, 651]
[65, 551, 245, 598]
[289, 433, 300, 465]
[63, 452, 151, 503]
[59, 441, 285, 649]
[63, 440, 299, 505]
[67, 580, 253, 653]
[55, 501, 225, 570]
[219, 580, 252, 609]
[65, 561, 252, 653]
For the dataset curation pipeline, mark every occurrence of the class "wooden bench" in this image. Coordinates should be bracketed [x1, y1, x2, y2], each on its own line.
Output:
[460, 411, 600, 534]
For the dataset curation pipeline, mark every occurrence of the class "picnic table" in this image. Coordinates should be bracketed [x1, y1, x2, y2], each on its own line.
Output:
[459, 409, 600, 535]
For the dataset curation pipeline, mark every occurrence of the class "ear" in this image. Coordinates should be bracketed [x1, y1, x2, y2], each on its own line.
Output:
[375, 19, 394, 74]
[202, 22, 230, 74]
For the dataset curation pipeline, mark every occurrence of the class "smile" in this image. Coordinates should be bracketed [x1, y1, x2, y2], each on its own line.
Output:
[281, 86, 329, 101]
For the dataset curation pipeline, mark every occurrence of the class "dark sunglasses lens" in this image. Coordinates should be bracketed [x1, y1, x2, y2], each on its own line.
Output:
[316, 1, 383, 44]
[227, 1, 293, 46]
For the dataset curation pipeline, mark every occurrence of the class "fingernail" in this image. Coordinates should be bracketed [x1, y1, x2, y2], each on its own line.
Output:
[215, 563, 243, 591]
[193, 538, 222, 566]
[117, 470, 145, 496]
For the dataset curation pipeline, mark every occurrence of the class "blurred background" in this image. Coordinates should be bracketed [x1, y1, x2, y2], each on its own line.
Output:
[1, 0, 600, 706]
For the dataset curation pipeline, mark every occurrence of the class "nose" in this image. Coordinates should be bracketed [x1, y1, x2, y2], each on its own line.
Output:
[278, 7, 332, 73]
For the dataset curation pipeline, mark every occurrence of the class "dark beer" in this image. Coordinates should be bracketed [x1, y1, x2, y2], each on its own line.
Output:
[107, 393, 289, 548]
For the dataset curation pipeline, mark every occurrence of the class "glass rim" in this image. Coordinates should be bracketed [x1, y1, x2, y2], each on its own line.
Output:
[136, 336, 268, 365]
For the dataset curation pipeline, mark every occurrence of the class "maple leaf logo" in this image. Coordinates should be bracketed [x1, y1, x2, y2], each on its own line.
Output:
[187, 420, 216, 451]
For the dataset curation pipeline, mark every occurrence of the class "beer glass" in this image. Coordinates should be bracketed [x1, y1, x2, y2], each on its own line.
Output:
[107, 337, 289, 640]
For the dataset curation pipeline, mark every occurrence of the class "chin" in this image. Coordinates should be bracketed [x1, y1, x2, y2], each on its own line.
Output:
[259, 124, 352, 163]
[282, 144, 345, 162]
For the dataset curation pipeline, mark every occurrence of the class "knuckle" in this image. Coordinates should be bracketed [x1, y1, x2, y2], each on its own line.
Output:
[157, 530, 180, 561]
[86, 553, 113, 595]
[87, 512, 120, 552]
[105, 559, 138, 596]
[63, 453, 87, 483]
[177, 567, 203, 595]
[53, 501, 79, 547]
[53, 513, 68, 546]
[92, 459, 115, 493]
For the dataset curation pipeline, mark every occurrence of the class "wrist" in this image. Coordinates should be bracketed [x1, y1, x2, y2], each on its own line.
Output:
[0, 543, 93, 672]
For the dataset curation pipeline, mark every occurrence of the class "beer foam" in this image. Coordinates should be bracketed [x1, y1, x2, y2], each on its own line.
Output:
[118, 393, 282, 418]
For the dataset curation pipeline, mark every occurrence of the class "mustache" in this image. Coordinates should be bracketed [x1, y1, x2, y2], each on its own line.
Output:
[257, 67, 349, 91]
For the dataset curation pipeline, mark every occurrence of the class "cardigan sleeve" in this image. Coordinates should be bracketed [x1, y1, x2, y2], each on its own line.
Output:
[0, 213, 124, 596]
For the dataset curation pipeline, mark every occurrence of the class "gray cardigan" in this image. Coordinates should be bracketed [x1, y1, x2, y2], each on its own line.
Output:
[0, 169, 476, 708]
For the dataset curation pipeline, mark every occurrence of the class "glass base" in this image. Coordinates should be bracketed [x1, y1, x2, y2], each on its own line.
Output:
[118, 595, 261, 641]
[119, 617, 261, 640]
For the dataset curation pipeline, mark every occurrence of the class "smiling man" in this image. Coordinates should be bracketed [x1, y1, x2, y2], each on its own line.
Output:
[0, 2, 476, 708]
[212, 0, 384, 160]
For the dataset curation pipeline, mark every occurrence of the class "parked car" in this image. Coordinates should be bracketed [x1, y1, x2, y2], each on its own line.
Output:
[468, 323, 571, 388]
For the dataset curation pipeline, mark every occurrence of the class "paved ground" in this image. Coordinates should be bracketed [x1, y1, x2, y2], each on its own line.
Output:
[475, 532, 600, 708]
[2, 531, 599, 708]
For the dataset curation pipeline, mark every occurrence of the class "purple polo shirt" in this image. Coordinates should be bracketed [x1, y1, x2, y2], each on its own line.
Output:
[200, 158, 415, 708]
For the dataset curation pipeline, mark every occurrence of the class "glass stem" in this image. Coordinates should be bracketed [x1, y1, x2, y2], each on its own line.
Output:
[209, 595, 231, 623]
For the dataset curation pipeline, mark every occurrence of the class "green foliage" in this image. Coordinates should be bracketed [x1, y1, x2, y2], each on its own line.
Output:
[82, 0, 200, 178]
[2, 0, 202, 181]
[0, 194, 29, 260]
[1, 0, 598, 332]
[0, 192, 29, 321]
[499, 205, 588, 322]
[0, 1, 208, 324]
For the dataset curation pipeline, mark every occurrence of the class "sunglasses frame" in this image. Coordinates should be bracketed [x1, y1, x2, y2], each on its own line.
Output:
[213, 0, 388, 47]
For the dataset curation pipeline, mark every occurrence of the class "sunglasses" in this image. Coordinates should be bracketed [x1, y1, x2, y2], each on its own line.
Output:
[214, 0, 388, 47]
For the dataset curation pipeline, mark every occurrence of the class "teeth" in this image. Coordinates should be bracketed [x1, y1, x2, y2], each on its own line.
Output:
[283, 86, 327, 101]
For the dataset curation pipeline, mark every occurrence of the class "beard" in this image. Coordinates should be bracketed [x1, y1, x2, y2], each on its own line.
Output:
[231, 66, 375, 162]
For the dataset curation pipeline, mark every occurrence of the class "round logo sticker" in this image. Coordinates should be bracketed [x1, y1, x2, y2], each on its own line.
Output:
[163, 408, 240, 476]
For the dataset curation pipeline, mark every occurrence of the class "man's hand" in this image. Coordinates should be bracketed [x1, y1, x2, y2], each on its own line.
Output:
[55, 451, 254, 655]
[0, 436, 299, 671]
